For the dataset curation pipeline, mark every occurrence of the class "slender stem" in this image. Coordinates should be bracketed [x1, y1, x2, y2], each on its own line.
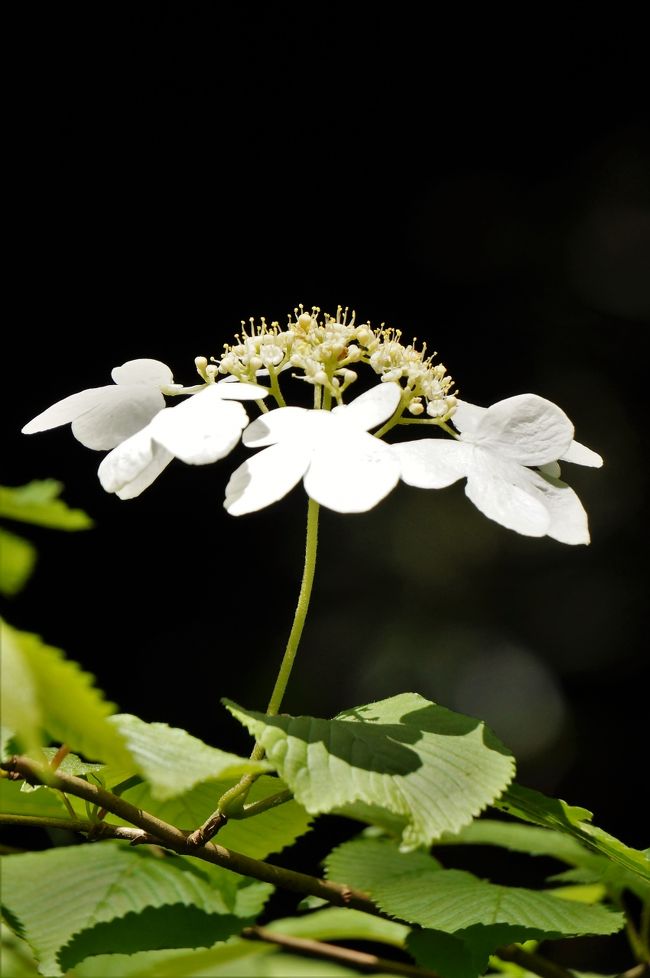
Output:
[242, 926, 442, 978]
[0, 812, 158, 843]
[239, 789, 294, 819]
[397, 417, 445, 426]
[267, 364, 287, 407]
[265, 495, 320, 716]
[374, 411, 404, 439]
[626, 916, 649, 964]
[49, 744, 70, 770]
[206, 496, 321, 827]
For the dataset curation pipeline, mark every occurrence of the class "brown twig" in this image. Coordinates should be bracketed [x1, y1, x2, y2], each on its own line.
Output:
[1, 755, 585, 978]
[242, 925, 442, 977]
[1, 755, 373, 910]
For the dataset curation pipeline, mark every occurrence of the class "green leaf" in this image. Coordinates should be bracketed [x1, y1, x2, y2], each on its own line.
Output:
[0, 776, 69, 818]
[66, 939, 273, 978]
[225, 693, 515, 849]
[407, 927, 510, 978]
[441, 817, 589, 863]
[1, 842, 272, 976]
[116, 775, 313, 860]
[19, 748, 105, 793]
[0, 620, 130, 765]
[270, 906, 409, 947]
[1, 725, 16, 759]
[0, 480, 93, 530]
[496, 784, 650, 884]
[0, 527, 37, 596]
[325, 838, 624, 937]
[443, 817, 650, 903]
[68, 939, 394, 977]
[0, 922, 41, 978]
[101, 714, 270, 800]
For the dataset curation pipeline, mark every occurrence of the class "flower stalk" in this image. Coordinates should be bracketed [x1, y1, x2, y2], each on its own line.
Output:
[265, 496, 320, 717]
[192, 496, 321, 831]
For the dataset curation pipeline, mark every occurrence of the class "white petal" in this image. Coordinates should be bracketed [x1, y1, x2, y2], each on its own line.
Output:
[98, 428, 173, 498]
[214, 380, 270, 401]
[392, 439, 470, 488]
[69, 387, 166, 449]
[225, 443, 310, 515]
[23, 387, 117, 435]
[472, 394, 574, 467]
[332, 382, 402, 432]
[303, 431, 401, 513]
[149, 387, 248, 464]
[524, 470, 591, 545]
[561, 439, 603, 468]
[451, 399, 487, 434]
[110, 359, 174, 387]
[464, 450, 551, 537]
[243, 407, 311, 448]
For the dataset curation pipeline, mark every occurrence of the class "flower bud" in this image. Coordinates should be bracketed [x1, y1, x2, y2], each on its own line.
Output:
[297, 313, 312, 332]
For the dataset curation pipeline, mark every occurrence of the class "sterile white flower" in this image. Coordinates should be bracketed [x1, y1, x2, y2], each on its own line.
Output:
[391, 394, 603, 544]
[98, 382, 268, 499]
[22, 359, 180, 450]
[225, 382, 403, 515]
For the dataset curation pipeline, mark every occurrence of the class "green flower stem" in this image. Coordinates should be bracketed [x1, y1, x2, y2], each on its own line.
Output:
[267, 364, 287, 407]
[239, 788, 294, 819]
[265, 496, 320, 716]
[207, 497, 321, 826]
[373, 390, 411, 439]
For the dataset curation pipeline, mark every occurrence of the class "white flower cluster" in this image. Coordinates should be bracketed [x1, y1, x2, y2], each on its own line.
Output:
[22, 309, 603, 543]
[218, 307, 457, 420]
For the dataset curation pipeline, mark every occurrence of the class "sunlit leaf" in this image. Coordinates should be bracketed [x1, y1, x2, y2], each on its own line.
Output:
[1, 842, 272, 976]
[496, 784, 650, 883]
[325, 838, 624, 938]
[226, 693, 515, 849]
[68, 938, 394, 977]
[0, 480, 93, 530]
[0, 922, 41, 977]
[100, 714, 270, 800]
[0, 528, 37, 596]
[442, 816, 650, 902]
[19, 748, 104, 793]
[270, 906, 409, 947]
[0, 620, 129, 764]
[1, 726, 16, 759]
[0, 776, 69, 818]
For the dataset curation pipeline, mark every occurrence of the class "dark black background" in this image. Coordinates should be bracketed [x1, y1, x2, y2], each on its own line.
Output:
[4, 2, 649, 877]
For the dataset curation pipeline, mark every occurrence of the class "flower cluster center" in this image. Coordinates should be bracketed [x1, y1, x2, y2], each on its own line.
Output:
[217, 305, 457, 419]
